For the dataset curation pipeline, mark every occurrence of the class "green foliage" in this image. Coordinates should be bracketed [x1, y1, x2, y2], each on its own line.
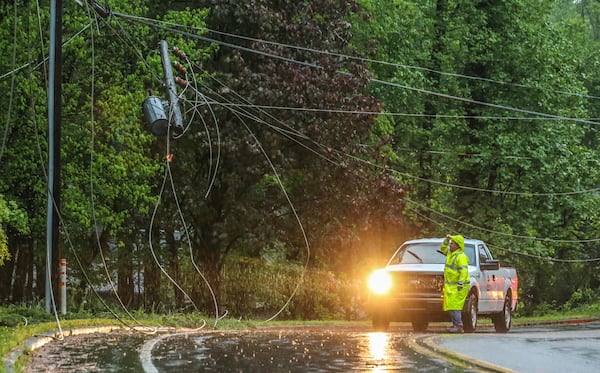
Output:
[0, 305, 53, 327]
[562, 288, 598, 311]
[0, 197, 10, 266]
[220, 257, 359, 320]
[0, 195, 30, 266]
[352, 0, 600, 311]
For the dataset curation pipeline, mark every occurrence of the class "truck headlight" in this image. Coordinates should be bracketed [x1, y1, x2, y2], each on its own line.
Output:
[368, 270, 392, 295]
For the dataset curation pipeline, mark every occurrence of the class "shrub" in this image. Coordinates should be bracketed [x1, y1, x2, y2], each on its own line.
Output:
[562, 288, 598, 311]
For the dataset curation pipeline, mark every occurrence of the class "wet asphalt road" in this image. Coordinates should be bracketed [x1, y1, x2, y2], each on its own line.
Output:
[433, 321, 600, 372]
[22, 321, 600, 372]
[24, 325, 469, 372]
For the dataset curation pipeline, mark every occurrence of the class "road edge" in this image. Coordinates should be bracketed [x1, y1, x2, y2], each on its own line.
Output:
[404, 334, 518, 373]
[3, 325, 122, 373]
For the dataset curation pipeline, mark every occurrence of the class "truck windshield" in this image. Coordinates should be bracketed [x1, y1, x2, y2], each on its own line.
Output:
[390, 243, 476, 265]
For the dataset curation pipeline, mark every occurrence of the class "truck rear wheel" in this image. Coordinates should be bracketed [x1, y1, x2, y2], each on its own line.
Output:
[462, 292, 478, 333]
[493, 294, 512, 333]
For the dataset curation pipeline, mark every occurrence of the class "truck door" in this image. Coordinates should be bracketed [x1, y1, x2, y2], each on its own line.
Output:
[478, 244, 504, 310]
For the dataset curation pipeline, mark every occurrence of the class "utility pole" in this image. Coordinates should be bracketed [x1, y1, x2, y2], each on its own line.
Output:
[46, 0, 62, 314]
[142, 40, 184, 136]
[159, 40, 184, 134]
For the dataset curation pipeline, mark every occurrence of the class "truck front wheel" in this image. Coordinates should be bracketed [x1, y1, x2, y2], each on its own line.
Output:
[462, 292, 478, 333]
[411, 319, 429, 332]
[492, 294, 512, 333]
[372, 313, 390, 331]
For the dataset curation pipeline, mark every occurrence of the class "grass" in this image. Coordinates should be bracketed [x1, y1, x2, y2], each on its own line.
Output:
[1, 304, 600, 373]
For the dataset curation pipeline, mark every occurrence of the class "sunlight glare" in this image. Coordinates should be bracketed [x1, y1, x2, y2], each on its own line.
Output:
[368, 332, 390, 362]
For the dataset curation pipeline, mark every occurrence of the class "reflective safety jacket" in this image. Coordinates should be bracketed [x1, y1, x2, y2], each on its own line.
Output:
[440, 235, 470, 311]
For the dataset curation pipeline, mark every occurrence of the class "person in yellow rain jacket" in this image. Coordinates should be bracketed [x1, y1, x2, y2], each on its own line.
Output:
[440, 234, 470, 333]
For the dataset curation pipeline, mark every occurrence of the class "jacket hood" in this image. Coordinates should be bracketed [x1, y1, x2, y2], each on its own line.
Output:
[450, 235, 465, 251]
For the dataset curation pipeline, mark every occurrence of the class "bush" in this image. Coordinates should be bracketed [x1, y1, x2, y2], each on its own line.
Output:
[532, 302, 559, 317]
[0, 312, 24, 327]
[0, 304, 53, 326]
[562, 288, 598, 311]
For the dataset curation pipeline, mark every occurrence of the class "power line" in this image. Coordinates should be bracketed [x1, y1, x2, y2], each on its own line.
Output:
[112, 13, 600, 101]
[112, 12, 600, 128]
[177, 69, 600, 247]
[74, 8, 600, 202]
[405, 198, 600, 243]
[197, 101, 598, 122]
[403, 203, 600, 263]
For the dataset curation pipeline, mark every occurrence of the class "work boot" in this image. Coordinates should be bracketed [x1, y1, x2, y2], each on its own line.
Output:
[447, 326, 464, 334]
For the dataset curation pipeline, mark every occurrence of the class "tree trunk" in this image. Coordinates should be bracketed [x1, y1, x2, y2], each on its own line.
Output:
[143, 227, 162, 311]
[165, 229, 183, 309]
[117, 241, 135, 308]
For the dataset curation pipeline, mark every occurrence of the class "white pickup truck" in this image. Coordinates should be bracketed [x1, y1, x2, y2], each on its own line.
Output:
[367, 237, 518, 333]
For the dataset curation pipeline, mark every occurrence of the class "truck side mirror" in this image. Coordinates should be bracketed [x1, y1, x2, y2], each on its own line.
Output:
[480, 259, 500, 271]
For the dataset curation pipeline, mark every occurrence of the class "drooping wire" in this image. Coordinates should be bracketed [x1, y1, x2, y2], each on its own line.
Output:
[172, 51, 222, 198]
[138, 19, 600, 200]
[29, 45, 133, 342]
[165, 161, 221, 326]
[166, 59, 224, 324]
[70, 5, 600, 291]
[232, 111, 311, 322]
[15, 0, 163, 334]
[190, 23, 600, 102]
[145, 112, 201, 313]
[146, 165, 200, 312]
[174, 76, 320, 321]
[112, 12, 600, 102]
[71, 2, 222, 325]
[194, 87, 600, 197]
[75, 2, 213, 321]
[171, 60, 327, 320]
[175, 66, 600, 251]
[82, 1, 157, 332]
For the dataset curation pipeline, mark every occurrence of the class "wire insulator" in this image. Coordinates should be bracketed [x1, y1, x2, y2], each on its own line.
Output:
[175, 76, 189, 88]
[172, 46, 187, 60]
[174, 61, 187, 75]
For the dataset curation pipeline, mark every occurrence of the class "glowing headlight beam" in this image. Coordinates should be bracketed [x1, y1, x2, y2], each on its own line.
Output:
[368, 270, 392, 295]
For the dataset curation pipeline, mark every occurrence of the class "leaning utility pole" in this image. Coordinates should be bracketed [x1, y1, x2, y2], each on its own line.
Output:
[159, 40, 184, 133]
[142, 40, 184, 136]
[46, 0, 63, 314]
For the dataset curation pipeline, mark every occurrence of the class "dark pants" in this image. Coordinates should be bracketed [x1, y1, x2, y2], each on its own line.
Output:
[450, 310, 463, 327]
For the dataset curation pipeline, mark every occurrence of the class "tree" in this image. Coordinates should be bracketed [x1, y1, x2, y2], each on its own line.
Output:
[143, 0, 409, 312]
[353, 0, 600, 311]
